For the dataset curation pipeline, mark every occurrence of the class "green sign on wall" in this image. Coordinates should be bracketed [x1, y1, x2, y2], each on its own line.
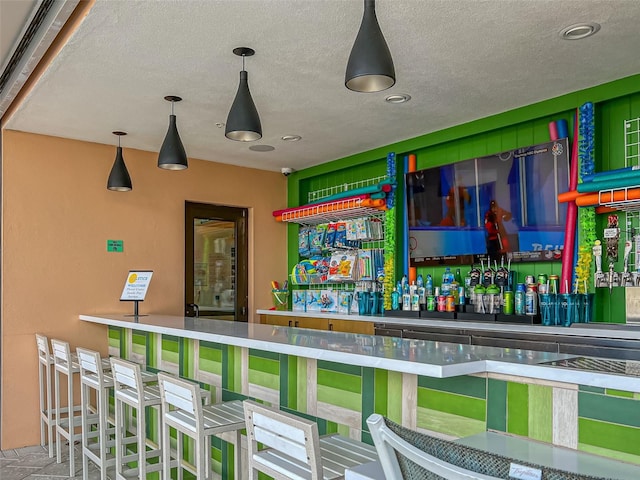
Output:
[107, 240, 124, 252]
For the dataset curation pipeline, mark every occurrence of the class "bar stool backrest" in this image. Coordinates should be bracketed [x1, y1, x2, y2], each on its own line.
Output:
[76, 347, 107, 387]
[36, 334, 51, 364]
[50, 338, 73, 371]
[110, 357, 144, 393]
[157, 373, 204, 429]
[244, 399, 322, 480]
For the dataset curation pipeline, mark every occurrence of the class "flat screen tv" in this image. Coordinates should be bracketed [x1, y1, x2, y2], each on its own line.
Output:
[407, 138, 570, 266]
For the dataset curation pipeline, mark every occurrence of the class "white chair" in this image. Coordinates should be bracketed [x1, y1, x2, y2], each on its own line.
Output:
[110, 357, 164, 479]
[244, 400, 378, 480]
[51, 338, 84, 477]
[35, 334, 58, 458]
[367, 414, 502, 480]
[77, 347, 115, 480]
[157, 372, 245, 480]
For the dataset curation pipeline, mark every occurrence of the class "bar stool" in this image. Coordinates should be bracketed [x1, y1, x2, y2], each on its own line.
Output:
[157, 372, 245, 480]
[51, 338, 83, 477]
[77, 347, 116, 480]
[35, 334, 58, 458]
[110, 357, 164, 479]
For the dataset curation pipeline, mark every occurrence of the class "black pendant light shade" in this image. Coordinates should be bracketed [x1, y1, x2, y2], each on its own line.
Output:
[158, 95, 188, 170]
[225, 47, 262, 142]
[107, 131, 132, 192]
[345, 0, 395, 93]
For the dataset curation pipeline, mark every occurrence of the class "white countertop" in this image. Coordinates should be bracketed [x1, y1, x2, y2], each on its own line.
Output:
[257, 309, 640, 340]
[81, 314, 640, 391]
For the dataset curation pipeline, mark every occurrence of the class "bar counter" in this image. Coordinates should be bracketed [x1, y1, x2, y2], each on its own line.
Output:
[80, 313, 640, 466]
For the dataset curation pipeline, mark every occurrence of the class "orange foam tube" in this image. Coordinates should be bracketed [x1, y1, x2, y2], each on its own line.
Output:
[575, 188, 640, 207]
[595, 206, 619, 214]
[557, 190, 580, 203]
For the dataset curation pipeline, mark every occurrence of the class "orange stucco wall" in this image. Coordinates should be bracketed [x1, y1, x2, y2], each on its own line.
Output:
[0, 129, 287, 449]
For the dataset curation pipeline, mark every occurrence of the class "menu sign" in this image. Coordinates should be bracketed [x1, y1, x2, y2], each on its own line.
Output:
[120, 270, 153, 301]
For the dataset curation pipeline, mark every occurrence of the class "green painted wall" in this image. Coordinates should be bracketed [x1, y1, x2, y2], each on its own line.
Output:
[287, 74, 640, 323]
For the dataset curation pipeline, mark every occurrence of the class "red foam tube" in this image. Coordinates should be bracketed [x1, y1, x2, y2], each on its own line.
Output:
[549, 121, 559, 141]
[560, 110, 579, 293]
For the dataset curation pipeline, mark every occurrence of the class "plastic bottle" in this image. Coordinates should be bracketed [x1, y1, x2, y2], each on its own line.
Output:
[391, 288, 400, 310]
[454, 268, 462, 285]
[515, 283, 526, 315]
[441, 267, 453, 295]
[425, 274, 434, 296]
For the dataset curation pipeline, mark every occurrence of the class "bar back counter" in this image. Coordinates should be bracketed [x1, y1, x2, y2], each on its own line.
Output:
[81, 313, 640, 476]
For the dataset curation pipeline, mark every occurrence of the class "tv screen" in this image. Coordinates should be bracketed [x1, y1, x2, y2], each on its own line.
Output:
[408, 138, 569, 266]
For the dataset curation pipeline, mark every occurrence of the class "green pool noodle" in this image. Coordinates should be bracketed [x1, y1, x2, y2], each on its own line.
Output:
[576, 169, 640, 193]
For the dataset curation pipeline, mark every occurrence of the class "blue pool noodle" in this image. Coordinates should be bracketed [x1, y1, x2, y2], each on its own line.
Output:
[556, 119, 569, 140]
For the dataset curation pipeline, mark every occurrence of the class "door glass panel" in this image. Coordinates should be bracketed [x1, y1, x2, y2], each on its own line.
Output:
[194, 218, 236, 320]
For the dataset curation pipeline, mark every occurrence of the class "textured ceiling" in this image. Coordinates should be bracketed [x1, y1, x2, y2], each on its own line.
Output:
[6, 0, 640, 172]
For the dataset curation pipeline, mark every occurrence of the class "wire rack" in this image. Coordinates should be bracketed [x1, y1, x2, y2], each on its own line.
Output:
[280, 197, 386, 225]
[307, 175, 388, 203]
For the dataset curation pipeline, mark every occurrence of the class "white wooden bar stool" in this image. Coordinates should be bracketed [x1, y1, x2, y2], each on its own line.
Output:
[244, 400, 378, 480]
[77, 347, 116, 480]
[110, 357, 164, 479]
[157, 372, 245, 480]
[35, 334, 58, 458]
[51, 338, 83, 477]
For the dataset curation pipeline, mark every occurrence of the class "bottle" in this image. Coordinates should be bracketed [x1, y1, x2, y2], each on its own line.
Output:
[391, 288, 400, 310]
[441, 267, 453, 296]
[425, 274, 434, 296]
[525, 286, 538, 316]
[515, 283, 526, 315]
[411, 287, 420, 311]
[454, 268, 462, 285]
[397, 281, 403, 308]
[402, 285, 411, 311]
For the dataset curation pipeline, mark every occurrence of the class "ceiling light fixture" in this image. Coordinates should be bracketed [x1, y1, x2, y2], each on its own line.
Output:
[225, 47, 262, 141]
[107, 131, 132, 192]
[560, 22, 601, 40]
[158, 95, 188, 170]
[249, 145, 275, 152]
[345, 0, 395, 93]
[385, 93, 411, 104]
[281, 135, 302, 142]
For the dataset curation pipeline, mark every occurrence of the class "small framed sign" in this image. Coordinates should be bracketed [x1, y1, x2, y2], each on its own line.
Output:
[120, 270, 153, 302]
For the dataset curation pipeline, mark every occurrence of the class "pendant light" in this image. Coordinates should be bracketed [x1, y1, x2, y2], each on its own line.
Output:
[225, 47, 262, 142]
[345, 0, 395, 93]
[107, 131, 132, 191]
[158, 95, 188, 170]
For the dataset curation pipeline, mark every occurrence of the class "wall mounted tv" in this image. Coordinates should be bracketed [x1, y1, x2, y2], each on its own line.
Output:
[408, 138, 569, 266]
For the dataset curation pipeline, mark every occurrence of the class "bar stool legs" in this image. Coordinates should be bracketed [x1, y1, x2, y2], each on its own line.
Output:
[51, 338, 82, 477]
[77, 347, 115, 480]
[35, 334, 56, 458]
[110, 357, 163, 479]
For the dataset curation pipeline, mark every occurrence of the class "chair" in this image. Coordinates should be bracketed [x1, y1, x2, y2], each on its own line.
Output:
[244, 400, 378, 480]
[76, 347, 116, 480]
[110, 357, 164, 479]
[50, 338, 84, 477]
[35, 334, 58, 458]
[157, 372, 245, 480]
[366, 414, 617, 480]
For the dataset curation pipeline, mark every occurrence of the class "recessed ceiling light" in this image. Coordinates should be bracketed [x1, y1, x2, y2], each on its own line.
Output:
[249, 145, 275, 152]
[385, 94, 411, 104]
[560, 22, 600, 40]
[281, 135, 302, 142]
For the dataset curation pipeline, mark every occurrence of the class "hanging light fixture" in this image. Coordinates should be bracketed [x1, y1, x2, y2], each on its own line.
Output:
[107, 131, 132, 191]
[158, 95, 188, 170]
[225, 47, 262, 141]
[345, 0, 395, 93]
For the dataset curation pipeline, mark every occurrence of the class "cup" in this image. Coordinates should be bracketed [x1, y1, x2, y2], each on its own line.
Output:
[271, 290, 289, 311]
[358, 291, 371, 315]
[539, 293, 554, 326]
[557, 293, 570, 327]
[579, 293, 595, 323]
[558, 293, 579, 327]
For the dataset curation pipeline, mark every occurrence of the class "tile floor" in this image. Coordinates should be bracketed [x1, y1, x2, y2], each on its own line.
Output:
[0, 444, 108, 479]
